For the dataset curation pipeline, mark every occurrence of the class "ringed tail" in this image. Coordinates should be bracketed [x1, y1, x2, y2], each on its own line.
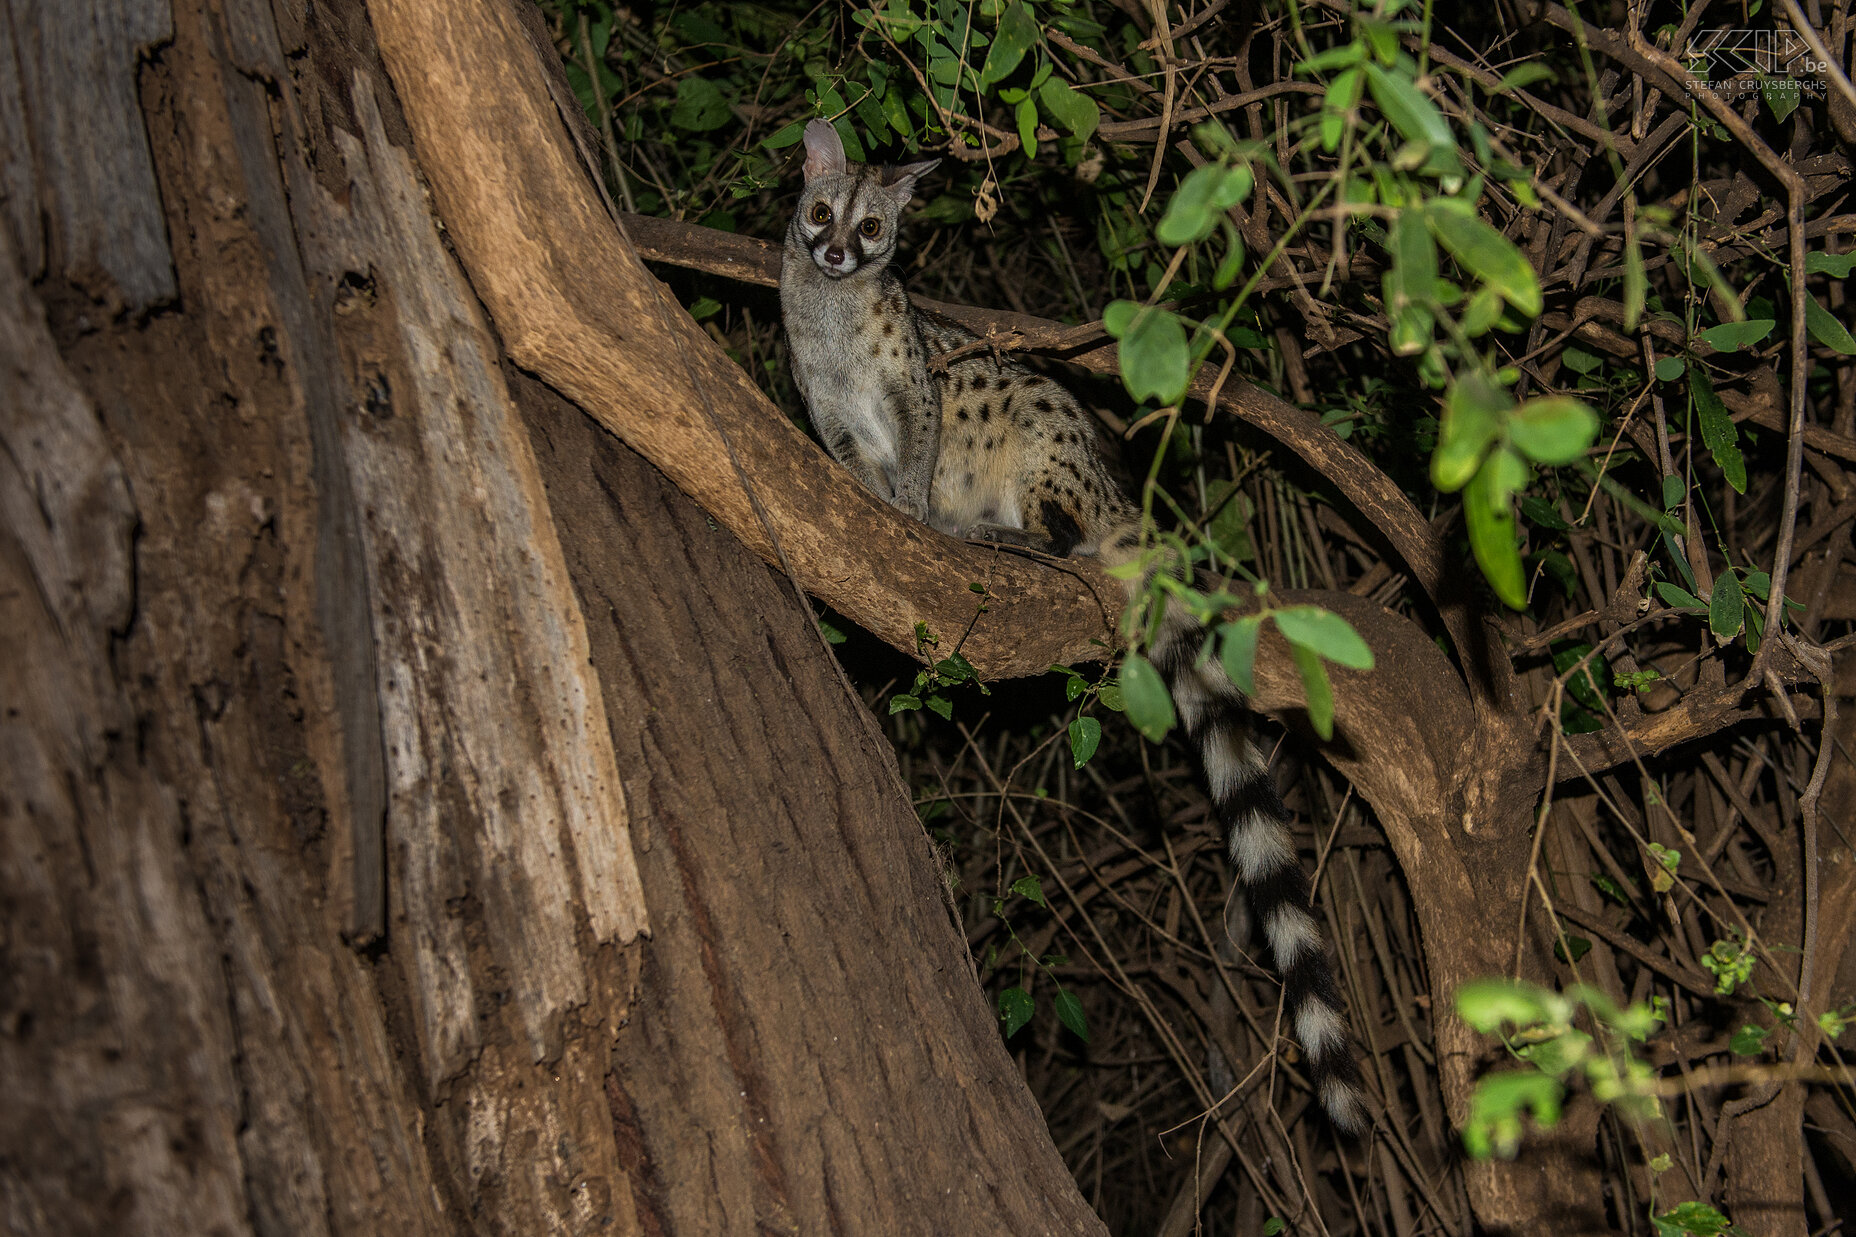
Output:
[1105, 530, 1370, 1135]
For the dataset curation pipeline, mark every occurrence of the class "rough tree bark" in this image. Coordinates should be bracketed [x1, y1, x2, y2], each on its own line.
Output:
[4, 0, 1844, 1234]
[1, 0, 1103, 1232]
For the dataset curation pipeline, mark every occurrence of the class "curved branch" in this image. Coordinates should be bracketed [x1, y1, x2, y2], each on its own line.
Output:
[619, 215, 1482, 678]
[368, 0, 1122, 679]
[365, 0, 1510, 827]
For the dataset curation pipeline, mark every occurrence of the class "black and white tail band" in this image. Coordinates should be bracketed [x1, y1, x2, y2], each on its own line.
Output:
[1156, 622, 1371, 1136]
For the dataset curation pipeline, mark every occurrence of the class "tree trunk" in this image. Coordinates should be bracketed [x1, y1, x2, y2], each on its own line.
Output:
[0, 0, 1104, 1232]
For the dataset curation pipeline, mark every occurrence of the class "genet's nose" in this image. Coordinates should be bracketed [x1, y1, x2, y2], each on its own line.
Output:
[825, 247, 845, 265]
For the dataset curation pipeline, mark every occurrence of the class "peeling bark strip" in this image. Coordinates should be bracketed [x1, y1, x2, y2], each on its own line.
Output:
[366, 0, 1121, 680]
[0, 223, 250, 1233]
[301, 73, 648, 1076]
[1, 0, 175, 306]
[203, 0, 392, 945]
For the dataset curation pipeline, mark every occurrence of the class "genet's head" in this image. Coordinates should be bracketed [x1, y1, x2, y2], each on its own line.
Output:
[794, 119, 940, 280]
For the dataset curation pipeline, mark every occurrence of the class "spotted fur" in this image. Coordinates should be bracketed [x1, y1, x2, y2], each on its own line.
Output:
[779, 121, 1369, 1135]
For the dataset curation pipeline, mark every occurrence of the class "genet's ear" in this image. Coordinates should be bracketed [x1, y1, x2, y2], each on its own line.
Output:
[802, 119, 847, 181]
[883, 158, 942, 207]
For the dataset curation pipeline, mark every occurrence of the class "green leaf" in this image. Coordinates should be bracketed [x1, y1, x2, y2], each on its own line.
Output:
[1205, 478, 1252, 561]
[1806, 252, 1856, 277]
[1465, 448, 1529, 609]
[925, 694, 953, 720]
[1656, 581, 1705, 609]
[1219, 616, 1261, 696]
[1119, 653, 1175, 742]
[1551, 641, 1609, 714]
[1320, 66, 1363, 152]
[1709, 567, 1744, 640]
[1623, 235, 1647, 332]
[1288, 641, 1335, 740]
[1462, 283, 1504, 337]
[1553, 935, 1592, 964]
[1761, 74, 1800, 123]
[880, 87, 913, 139]
[1696, 319, 1775, 352]
[980, 1, 1037, 86]
[670, 76, 733, 131]
[1654, 355, 1686, 382]
[1560, 346, 1603, 375]
[1663, 531, 1697, 591]
[1358, 15, 1399, 64]
[1052, 989, 1089, 1041]
[1212, 218, 1245, 290]
[1262, 1220, 1286, 1237]
[1729, 1024, 1769, 1056]
[1105, 303, 1190, 405]
[1508, 396, 1599, 465]
[1010, 874, 1046, 906]
[998, 986, 1034, 1037]
[1687, 367, 1746, 493]
[1097, 684, 1124, 712]
[1662, 474, 1687, 509]
[1297, 41, 1366, 76]
[1384, 210, 1439, 354]
[1014, 95, 1038, 157]
[1456, 978, 1557, 1031]
[831, 115, 865, 161]
[1038, 77, 1099, 141]
[1271, 607, 1375, 670]
[1433, 369, 1509, 491]
[1648, 841, 1681, 893]
[1463, 1071, 1564, 1160]
[889, 694, 922, 713]
[1427, 204, 1542, 317]
[1156, 163, 1254, 246]
[1653, 1200, 1747, 1237]
[1519, 495, 1569, 529]
[1363, 62, 1453, 148]
[1068, 716, 1101, 768]
[1805, 296, 1856, 355]
[762, 119, 808, 149]
[1494, 63, 1555, 93]
[1517, 1028, 1592, 1077]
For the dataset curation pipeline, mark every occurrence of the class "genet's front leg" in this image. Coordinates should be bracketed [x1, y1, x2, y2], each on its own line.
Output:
[824, 431, 898, 506]
[888, 378, 941, 524]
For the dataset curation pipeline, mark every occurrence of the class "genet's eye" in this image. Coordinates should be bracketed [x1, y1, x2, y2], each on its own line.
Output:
[859, 217, 881, 238]
[810, 202, 832, 225]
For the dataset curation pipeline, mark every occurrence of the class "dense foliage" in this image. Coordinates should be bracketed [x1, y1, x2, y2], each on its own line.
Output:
[541, 0, 1854, 1232]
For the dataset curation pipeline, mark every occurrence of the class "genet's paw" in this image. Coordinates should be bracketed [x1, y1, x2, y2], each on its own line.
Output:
[966, 523, 1056, 554]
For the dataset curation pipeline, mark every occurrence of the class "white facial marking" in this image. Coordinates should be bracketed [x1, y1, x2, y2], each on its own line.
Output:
[1229, 814, 1295, 881]
[1265, 904, 1322, 967]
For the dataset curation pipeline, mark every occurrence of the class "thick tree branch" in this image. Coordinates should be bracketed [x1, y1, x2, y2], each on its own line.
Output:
[368, 0, 1124, 679]
[362, 0, 1493, 709]
[619, 214, 1486, 682]
[360, 0, 1505, 893]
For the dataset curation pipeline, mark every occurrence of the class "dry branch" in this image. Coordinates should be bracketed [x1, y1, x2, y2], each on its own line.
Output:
[369, 0, 1128, 679]
[618, 213, 1477, 668]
